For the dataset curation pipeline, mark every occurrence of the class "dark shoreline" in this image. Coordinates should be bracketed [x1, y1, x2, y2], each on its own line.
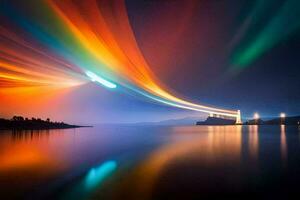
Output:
[0, 116, 92, 131]
[0, 125, 93, 131]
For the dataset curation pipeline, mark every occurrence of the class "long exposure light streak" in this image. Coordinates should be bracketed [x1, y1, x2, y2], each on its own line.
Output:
[85, 161, 117, 189]
[231, 0, 300, 69]
[0, 0, 239, 118]
[86, 71, 116, 89]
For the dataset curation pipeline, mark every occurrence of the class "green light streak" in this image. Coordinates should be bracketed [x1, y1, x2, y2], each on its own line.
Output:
[232, 0, 300, 69]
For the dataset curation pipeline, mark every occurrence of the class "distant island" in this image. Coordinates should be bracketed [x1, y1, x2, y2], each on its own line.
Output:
[0, 116, 91, 130]
[196, 117, 236, 125]
[197, 116, 300, 126]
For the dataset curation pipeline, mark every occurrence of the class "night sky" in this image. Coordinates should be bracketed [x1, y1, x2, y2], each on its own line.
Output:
[0, 0, 299, 123]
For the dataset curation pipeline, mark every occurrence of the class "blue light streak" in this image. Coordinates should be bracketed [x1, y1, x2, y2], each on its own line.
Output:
[86, 71, 117, 89]
[85, 160, 117, 189]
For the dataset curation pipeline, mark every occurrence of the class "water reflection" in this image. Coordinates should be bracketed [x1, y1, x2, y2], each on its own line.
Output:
[248, 125, 259, 161]
[1, 125, 300, 199]
[11, 129, 50, 140]
[0, 130, 62, 172]
[85, 161, 117, 189]
[280, 125, 287, 165]
[207, 125, 242, 159]
[108, 126, 243, 200]
[298, 125, 300, 142]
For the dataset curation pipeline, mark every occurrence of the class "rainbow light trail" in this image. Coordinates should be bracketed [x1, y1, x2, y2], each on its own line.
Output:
[0, 0, 239, 118]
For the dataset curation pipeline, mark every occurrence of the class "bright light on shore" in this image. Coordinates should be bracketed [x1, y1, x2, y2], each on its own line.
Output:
[280, 113, 286, 118]
[254, 113, 260, 119]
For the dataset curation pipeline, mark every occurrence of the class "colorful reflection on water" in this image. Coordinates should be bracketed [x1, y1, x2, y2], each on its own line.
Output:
[85, 161, 117, 190]
[248, 125, 259, 161]
[1, 125, 300, 199]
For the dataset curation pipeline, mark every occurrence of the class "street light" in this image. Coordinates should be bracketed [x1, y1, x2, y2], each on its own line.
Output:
[280, 113, 286, 118]
[254, 113, 259, 125]
[280, 113, 286, 125]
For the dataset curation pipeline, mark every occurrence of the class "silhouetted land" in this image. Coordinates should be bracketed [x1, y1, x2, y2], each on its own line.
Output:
[197, 116, 300, 125]
[0, 116, 91, 130]
[245, 115, 300, 125]
[196, 117, 236, 125]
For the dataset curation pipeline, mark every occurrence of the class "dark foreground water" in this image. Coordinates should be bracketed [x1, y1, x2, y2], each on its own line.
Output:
[1, 125, 300, 200]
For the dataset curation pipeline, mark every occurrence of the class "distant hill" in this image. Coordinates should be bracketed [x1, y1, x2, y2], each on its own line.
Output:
[0, 116, 90, 130]
[133, 117, 203, 126]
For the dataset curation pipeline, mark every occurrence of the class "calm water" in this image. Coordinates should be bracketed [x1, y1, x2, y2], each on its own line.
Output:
[1, 125, 300, 200]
